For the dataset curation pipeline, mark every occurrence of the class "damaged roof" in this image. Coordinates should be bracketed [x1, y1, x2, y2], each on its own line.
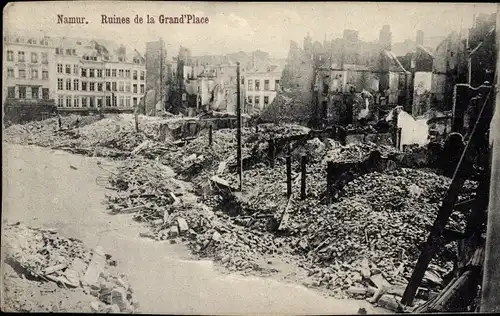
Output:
[51, 36, 144, 63]
[383, 50, 408, 72]
[416, 45, 434, 58]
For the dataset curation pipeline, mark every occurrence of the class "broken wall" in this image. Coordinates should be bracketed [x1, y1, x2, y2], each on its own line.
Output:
[413, 71, 433, 116]
[388, 72, 400, 104]
[345, 71, 379, 93]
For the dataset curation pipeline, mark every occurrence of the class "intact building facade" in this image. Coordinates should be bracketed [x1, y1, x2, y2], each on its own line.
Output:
[3, 33, 146, 121]
[3, 34, 56, 122]
[243, 66, 282, 111]
[53, 37, 146, 113]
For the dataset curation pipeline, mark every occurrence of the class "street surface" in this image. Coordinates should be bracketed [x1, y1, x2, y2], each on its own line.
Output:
[2, 143, 384, 314]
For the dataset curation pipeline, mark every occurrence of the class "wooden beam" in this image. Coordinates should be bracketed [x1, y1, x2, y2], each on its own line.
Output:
[401, 87, 493, 306]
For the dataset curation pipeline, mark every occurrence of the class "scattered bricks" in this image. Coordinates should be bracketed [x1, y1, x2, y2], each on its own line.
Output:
[387, 285, 407, 297]
[177, 217, 189, 235]
[370, 273, 391, 290]
[64, 269, 81, 287]
[352, 272, 362, 283]
[152, 219, 163, 226]
[212, 231, 222, 242]
[163, 211, 171, 225]
[44, 263, 67, 275]
[114, 277, 130, 291]
[169, 225, 179, 238]
[111, 287, 128, 311]
[361, 268, 371, 279]
[83, 246, 106, 287]
[347, 286, 368, 296]
[100, 282, 115, 299]
[90, 301, 100, 312]
[371, 267, 382, 275]
[344, 277, 353, 286]
[367, 286, 389, 304]
[108, 304, 121, 313]
[377, 295, 402, 312]
[139, 232, 155, 239]
[188, 229, 197, 240]
[221, 254, 231, 264]
[367, 286, 377, 295]
[71, 258, 87, 278]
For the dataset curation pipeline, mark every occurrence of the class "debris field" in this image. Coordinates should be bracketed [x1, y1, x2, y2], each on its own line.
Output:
[3, 114, 479, 311]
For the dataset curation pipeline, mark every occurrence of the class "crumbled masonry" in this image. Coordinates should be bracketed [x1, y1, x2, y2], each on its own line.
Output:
[3, 114, 479, 310]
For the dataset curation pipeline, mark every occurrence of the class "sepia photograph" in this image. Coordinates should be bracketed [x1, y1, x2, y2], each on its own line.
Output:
[2, 1, 499, 314]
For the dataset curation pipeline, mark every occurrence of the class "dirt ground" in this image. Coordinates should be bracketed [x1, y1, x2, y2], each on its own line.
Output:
[2, 142, 387, 314]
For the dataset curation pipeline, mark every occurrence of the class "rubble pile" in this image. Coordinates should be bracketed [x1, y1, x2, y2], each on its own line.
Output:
[104, 159, 281, 275]
[3, 114, 167, 157]
[221, 141, 402, 217]
[321, 142, 399, 164]
[157, 124, 309, 191]
[3, 115, 102, 144]
[189, 218, 281, 275]
[3, 223, 139, 313]
[106, 158, 177, 217]
[280, 169, 477, 297]
[260, 92, 313, 124]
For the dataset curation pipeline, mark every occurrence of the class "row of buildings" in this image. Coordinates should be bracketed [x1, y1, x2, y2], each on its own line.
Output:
[281, 13, 496, 127]
[3, 29, 284, 123]
[160, 47, 284, 116]
[3, 34, 148, 122]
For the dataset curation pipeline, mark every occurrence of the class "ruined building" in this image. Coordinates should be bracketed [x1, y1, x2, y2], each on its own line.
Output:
[468, 13, 496, 87]
[145, 39, 167, 115]
[310, 25, 411, 126]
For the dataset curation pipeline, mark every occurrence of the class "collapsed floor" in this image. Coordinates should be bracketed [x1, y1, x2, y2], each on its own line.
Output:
[3, 114, 480, 312]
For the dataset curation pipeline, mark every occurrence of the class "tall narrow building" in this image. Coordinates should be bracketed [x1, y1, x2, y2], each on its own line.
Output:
[145, 39, 167, 114]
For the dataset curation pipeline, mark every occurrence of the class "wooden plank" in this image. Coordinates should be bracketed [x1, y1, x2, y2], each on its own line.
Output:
[454, 199, 474, 213]
[278, 196, 293, 231]
[82, 246, 106, 286]
[44, 263, 67, 275]
[118, 205, 147, 214]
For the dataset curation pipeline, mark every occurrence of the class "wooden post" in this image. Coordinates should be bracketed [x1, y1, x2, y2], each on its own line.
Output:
[300, 154, 307, 200]
[327, 161, 334, 204]
[269, 138, 275, 168]
[134, 111, 139, 132]
[236, 62, 242, 192]
[286, 155, 292, 198]
[256, 124, 259, 133]
[397, 127, 402, 150]
[208, 124, 213, 147]
[481, 6, 500, 311]
[401, 88, 493, 306]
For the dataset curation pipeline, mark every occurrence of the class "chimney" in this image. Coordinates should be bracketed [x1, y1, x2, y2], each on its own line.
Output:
[379, 25, 392, 51]
[416, 30, 424, 46]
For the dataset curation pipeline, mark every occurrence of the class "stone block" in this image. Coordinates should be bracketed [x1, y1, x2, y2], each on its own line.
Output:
[176, 217, 189, 234]
[347, 286, 367, 296]
[169, 225, 179, 238]
[110, 287, 128, 311]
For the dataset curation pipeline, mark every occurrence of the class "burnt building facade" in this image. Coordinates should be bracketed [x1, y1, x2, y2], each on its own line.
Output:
[145, 39, 167, 114]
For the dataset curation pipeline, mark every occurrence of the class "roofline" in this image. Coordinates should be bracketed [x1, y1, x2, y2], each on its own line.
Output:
[417, 45, 434, 58]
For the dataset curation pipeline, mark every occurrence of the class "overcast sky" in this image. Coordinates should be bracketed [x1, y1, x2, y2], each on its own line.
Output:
[4, 2, 498, 58]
